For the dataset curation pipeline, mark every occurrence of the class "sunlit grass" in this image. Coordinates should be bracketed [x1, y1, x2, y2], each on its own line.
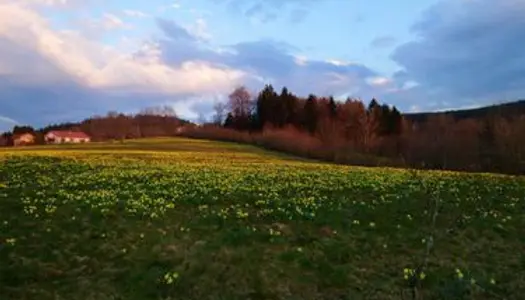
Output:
[0, 138, 523, 299]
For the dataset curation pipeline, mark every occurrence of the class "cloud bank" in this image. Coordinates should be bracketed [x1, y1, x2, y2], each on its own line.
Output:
[0, 0, 524, 131]
[0, 1, 246, 130]
[387, 0, 525, 110]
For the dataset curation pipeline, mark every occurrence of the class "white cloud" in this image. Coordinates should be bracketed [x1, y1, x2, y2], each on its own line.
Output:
[402, 80, 419, 90]
[123, 9, 148, 18]
[324, 72, 351, 87]
[366, 76, 392, 87]
[293, 55, 308, 66]
[19, 0, 69, 6]
[325, 59, 353, 67]
[91, 13, 129, 30]
[168, 95, 219, 120]
[158, 1, 181, 13]
[185, 18, 212, 41]
[17, 0, 91, 9]
[0, 2, 246, 95]
[409, 105, 421, 113]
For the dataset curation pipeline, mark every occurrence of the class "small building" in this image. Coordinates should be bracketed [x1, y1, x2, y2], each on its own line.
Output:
[45, 131, 91, 144]
[13, 133, 35, 146]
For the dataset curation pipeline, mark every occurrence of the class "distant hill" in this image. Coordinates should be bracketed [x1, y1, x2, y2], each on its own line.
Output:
[404, 100, 525, 123]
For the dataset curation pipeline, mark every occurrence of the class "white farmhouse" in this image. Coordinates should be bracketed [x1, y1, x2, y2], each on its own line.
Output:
[45, 131, 91, 144]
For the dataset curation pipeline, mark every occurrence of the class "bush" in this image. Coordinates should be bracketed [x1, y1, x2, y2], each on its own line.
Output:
[180, 125, 403, 168]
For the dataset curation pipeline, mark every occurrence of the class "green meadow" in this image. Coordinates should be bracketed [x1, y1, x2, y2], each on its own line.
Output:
[1, 138, 523, 299]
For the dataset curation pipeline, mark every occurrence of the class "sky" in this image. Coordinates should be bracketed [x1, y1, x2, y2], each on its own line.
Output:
[1, 0, 525, 131]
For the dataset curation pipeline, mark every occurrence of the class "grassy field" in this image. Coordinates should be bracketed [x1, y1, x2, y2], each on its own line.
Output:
[0, 137, 524, 299]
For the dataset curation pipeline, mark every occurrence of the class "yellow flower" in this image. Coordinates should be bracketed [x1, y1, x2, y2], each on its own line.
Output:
[403, 268, 415, 280]
[163, 272, 179, 284]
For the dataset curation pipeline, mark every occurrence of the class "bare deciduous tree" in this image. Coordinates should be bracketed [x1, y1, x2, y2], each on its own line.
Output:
[213, 102, 228, 125]
[139, 105, 178, 117]
[228, 86, 252, 118]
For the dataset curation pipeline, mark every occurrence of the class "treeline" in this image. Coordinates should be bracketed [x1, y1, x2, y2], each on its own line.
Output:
[2, 86, 524, 174]
[183, 85, 525, 175]
[0, 106, 189, 146]
[405, 100, 525, 123]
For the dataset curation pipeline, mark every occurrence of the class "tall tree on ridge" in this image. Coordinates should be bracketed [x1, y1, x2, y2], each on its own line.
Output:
[255, 84, 278, 130]
[228, 86, 253, 130]
[303, 94, 319, 134]
[281, 86, 299, 127]
[328, 96, 337, 119]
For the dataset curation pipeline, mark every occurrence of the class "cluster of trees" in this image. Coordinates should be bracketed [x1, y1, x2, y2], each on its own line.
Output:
[82, 106, 188, 141]
[215, 85, 403, 149]
[188, 85, 525, 174]
[0, 106, 189, 146]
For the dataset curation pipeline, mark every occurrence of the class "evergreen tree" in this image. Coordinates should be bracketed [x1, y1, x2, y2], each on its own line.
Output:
[368, 98, 380, 112]
[379, 104, 392, 135]
[255, 84, 278, 130]
[303, 94, 319, 134]
[281, 87, 298, 126]
[389, 106, 403, 135]
[328, 96, 337, 119]
[224, 113, 234, 128]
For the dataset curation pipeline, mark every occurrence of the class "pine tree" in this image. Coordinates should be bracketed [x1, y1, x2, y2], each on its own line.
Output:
[303, 94, 319, 134]
[255, 84, 278, 130]
[281, 87, 298, 126]
[389, 107, 403, 135]
[328, 96, 337, 119]
[224, 113, 234, 128]
[368, 98, 380, 112]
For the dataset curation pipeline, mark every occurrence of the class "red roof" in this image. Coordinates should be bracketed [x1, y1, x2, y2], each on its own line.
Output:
[47, 131, 90, 139]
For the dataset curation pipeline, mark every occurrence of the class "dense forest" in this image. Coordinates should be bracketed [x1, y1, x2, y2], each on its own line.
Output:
[1, 86, 524, 175]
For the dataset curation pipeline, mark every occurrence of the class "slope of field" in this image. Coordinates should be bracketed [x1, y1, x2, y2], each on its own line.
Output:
[0, 138, 524, 299]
